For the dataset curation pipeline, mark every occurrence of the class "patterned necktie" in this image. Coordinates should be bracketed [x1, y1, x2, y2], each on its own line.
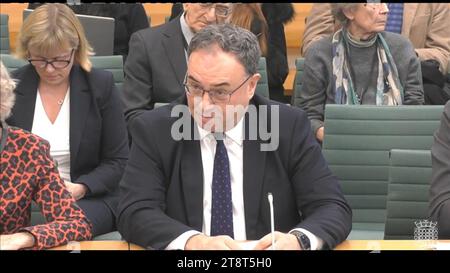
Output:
[385, 3, 404, 34]
[210, 136, 234, 238]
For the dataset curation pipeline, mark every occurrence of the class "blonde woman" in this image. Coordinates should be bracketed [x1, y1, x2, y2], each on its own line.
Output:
[7, 4, 129, 237]
[0, 61, 92, 250]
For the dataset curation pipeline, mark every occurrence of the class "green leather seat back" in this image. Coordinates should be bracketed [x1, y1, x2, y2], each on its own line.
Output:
[322, 105, 443, 239]
[0, 14, 10, 54]
[384, 149, 432, 240]
[0, 54, 27, 72]
[90, 55, 124, 92]
[256, 57, 269, 98]
[291, 57, 305, 107]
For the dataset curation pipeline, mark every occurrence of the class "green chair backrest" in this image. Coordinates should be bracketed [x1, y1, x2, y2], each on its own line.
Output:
[256, 57, 269, 98]
[384, 149, 432, 240]
[291, 57, 305, 107]
[0, 14, 10, 54]
[90, 55, 124, 92]
[0, 54, 27, 72]
[148, 15, 151, 26]
[165, 16, 170, 24]
[322, 105, 443, 239]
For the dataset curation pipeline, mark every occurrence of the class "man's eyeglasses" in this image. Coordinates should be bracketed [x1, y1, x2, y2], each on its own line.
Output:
[28, 49, 75, 69]
[199, 3, 232, 18]
[184, 74, 252, 104]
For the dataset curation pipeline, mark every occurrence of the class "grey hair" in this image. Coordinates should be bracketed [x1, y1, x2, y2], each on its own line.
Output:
[0, 61, 16, 122]
[331, 3, 360, 27]
[188, 24, 261, 75]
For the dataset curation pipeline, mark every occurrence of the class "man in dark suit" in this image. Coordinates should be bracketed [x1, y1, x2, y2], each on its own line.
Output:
[122, 3, 233, 123]
[117, 24, 352, 250]
[429, 101, 450, 238]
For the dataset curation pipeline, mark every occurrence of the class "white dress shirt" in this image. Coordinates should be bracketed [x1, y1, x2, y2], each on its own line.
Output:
[166, 116, 323, 250]
[31, 88, 71, 182]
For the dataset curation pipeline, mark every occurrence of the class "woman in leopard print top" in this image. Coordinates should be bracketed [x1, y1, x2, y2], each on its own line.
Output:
[0, 61, 92, 250]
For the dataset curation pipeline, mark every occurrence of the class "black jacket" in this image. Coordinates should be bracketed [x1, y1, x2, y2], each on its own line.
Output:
[7, 64, 129, 214]
[117, 94, 352, 250]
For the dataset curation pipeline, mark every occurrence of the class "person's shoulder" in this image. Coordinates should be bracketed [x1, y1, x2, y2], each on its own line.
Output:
[132, 100, 184, 130]
[133, 17, 179, 39]
[252, 95, 309, 125]
[305, 35, 333, 61]
[7, 126, 50, 151]
[380, 31, 413, 49]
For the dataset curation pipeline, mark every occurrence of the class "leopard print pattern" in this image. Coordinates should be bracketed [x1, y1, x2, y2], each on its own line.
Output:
[1, 126, 92, 249]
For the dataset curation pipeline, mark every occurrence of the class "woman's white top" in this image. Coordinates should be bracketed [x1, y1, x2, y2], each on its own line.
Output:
[31, 88, 72, 182]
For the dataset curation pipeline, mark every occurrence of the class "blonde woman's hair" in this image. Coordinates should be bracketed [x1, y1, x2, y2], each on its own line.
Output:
[0, 61, 17, 122]
[15, 3, 93, 71]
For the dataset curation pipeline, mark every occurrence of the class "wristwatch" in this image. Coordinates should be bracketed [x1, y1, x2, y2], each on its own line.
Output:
[290, 230, 311, 250]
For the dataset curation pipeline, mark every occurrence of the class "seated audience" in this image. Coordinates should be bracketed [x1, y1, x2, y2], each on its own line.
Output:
[7, 4, 129, 237]
[301, 3, 450, 105]
[170, 3, 295, 103]
[117, 24, 352, 250]
[429, 101, 450, 239]
[0, 61, 92, 250]
[122, 3, 233, 124]
[29, 2, 149, 62]
[295, 3, 424, 143]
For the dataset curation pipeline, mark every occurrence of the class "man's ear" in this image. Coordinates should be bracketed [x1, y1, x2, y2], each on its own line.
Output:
[247, 73, 261, 98]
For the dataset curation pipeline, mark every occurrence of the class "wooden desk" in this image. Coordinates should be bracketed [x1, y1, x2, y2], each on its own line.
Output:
[50, 241, 144, 251]
[335, 240, 450, 250]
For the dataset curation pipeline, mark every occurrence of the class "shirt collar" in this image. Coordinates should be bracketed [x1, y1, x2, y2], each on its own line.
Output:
[195, 113, 245, 147]
[180, 11, 195, 45]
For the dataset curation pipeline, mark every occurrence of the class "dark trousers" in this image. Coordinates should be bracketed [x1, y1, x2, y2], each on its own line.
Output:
[77, 198, 116, 237]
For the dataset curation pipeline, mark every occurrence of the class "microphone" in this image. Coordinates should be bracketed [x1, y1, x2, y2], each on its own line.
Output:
[267, 192, 275, 250]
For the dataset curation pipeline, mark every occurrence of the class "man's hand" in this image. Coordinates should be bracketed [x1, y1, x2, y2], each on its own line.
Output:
[0, 232, 35, 250]
[316, 126, 324, 142]
[64, 181, 88, 200]
[253, 231, 301, 250]
[185, 234, 243, 250]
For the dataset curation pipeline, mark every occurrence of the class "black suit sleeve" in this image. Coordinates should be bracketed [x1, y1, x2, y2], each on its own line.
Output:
[429, 102, 450, 239]
[122, 31, 154, 123]
[75, 74, 129, 196]
[117, 114, 192, 249]
[289, 109, 352, 249]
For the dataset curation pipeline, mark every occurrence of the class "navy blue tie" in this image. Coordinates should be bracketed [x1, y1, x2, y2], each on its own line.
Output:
[385, 3, 404, 34]
[210, 136, 234, 238]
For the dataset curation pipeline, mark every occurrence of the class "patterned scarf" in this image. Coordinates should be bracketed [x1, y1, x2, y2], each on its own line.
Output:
[332, 28, 404, 105]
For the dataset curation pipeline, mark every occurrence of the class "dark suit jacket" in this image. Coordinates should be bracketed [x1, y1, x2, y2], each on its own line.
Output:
[429, 101, 450, 238]
[117, 94, 352, 250]
[7, 64, 129, 214]
[122, 14, 187, 123]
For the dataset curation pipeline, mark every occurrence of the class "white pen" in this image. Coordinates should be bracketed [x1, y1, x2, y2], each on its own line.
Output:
[267, 192, 275, 250]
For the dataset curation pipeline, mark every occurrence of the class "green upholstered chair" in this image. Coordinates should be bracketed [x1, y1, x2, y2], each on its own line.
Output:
[322, 105, 443, 239]
[384, 149, 432, 240]
[0, 14, 10, 54]
[90, 55, 124, 92]
[0, 54, 27, 72]
[290, 57, 305, 107]
[255, 57, 269, 98]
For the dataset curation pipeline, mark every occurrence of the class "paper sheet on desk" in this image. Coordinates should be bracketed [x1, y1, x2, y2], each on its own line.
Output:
[433, 243, 450, 250]
[238, 241, 259, 250]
